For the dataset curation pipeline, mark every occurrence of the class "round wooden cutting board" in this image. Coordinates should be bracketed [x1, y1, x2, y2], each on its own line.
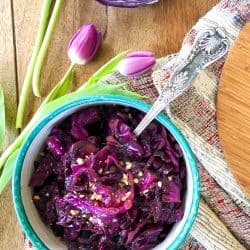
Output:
[217, 23, 250, 197]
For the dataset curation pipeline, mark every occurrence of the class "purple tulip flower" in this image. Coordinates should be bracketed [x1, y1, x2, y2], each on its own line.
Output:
[117, 51, 156, 77]
[68, 24, 102, 65]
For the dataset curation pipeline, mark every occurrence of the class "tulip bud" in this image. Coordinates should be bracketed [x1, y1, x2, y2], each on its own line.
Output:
[68, 24, 102, 65]
[117, 51, 156, 77]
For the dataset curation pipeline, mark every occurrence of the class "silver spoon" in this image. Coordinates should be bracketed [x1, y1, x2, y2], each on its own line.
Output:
[134, 27, 230, 136]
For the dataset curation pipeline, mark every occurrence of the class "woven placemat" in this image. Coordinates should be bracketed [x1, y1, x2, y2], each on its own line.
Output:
[25, 0, 250, 249]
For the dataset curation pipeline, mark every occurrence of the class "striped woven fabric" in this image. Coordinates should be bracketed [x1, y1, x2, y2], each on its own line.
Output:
[25, 0, 250, 249]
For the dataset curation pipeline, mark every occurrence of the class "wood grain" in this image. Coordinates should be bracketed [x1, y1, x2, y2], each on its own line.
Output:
[217, 23, 250, 196]
[2, 0, 218, 249]
[0, 1, 23, 249]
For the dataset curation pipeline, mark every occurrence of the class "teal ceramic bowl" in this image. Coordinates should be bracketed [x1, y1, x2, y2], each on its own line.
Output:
[13, 95, 200, 250]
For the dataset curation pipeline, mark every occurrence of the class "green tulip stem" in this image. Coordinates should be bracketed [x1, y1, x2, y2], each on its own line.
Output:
[60, 62, 75, 87]
[16, 0, 53, 129]
[32, 0, 64, 97]
[42, 62, 76, 105]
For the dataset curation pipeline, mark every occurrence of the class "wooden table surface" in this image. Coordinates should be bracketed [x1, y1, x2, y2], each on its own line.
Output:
[0, 0, 218, 249]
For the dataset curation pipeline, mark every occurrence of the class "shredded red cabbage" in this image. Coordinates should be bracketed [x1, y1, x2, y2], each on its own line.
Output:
[30, 105, 186, 250]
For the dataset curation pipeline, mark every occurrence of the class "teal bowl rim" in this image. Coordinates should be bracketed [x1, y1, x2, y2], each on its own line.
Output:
[13, 94, 200, 250]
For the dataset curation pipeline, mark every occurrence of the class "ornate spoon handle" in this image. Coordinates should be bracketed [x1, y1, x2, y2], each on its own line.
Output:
[134, 27, 230, 136]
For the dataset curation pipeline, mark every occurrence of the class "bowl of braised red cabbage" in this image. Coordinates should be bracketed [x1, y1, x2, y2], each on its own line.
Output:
[13, 95, 199, 250]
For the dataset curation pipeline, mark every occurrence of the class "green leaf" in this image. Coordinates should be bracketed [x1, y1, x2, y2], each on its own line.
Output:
[0, 149, 19, 194]
[0, 85, 5, 148]
[36, 82, 144, 119]
[42, 63, 75, 105]
[114, 88, 148, 99]
[85, 50, 130, 87]
[32, 0, 64, 97]
[37, 83, 127, 117]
